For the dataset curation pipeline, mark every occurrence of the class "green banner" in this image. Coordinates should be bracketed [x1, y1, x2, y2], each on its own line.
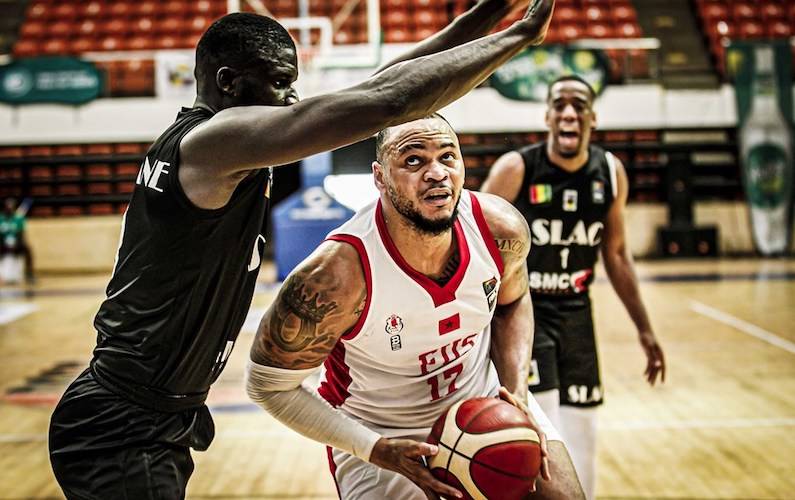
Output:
[0, 57, 102, 105]
[729, 41, 794, 255]
[489, 46, 608, 102]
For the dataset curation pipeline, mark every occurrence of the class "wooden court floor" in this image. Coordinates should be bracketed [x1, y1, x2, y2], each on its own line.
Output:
[0, 258, 793, 499]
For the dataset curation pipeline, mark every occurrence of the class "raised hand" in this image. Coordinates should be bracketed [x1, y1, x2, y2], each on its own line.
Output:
[369, 437, 463, 499]
[516, 0, 555, 45]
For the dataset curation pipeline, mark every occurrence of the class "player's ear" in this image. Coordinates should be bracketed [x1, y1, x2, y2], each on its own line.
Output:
[544, 107, 552, 128]
[216, 66, 238, 96]
[372, 161, 386, 191]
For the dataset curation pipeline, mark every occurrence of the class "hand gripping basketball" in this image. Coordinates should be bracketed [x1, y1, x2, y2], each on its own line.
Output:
[426, 394, 544, 500]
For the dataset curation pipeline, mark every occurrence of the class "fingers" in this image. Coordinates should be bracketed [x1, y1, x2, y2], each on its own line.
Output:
[405, 442, 438, 459]
[538, 428, 551, 481]
[388, 440, 463, 499]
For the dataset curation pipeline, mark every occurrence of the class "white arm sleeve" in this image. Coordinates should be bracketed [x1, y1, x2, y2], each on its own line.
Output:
[245, 359, 382, 461]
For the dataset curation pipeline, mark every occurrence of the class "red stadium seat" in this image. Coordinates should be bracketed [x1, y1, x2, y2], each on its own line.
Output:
[69, 38, 95, 54]
[54, 145, 85, 156]
[738, 20, 764, 39]
[383, 10, 410, 28]
[767, 20, 792, 38]
[700, 2, 729, 22]
[125, 36, 155, 51]
[585, 6, 608, 22]
[160, 1, 190, 17]
[732, 2, 756, 20]
[101, 19, 132, 37]
[26, 3, 50, 21]
[79, 1, 105, 18]
[612, 4, 637, 23]
[189, 15, 213, 34]
[384, 27, 410, 43]
[415, 26, 438, 41]
[135, 1, 157, 17]
[41, 38, 69, 55]
[559, 23, 584, 41]
[109, 2, 134, 18]
[78, 20, 98, 38]
[99, 36, 122, 51]
[53, 3, 78, 20]
[85, 144, 114, 156]
[617, 22, 641, 38]
[585, 23, 614, 39]
[13, 39, 41, 58]
[86, 163, 113, 177]
[760, 2, 785, 21]
[25, 146, 53, 157]
[156, 18, 189, 35]
[20, 22, 47, 39]
[555, 6, 580, 23]
[134, 18, 155, 35]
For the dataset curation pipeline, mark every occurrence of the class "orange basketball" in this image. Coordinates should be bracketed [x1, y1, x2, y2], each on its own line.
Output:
[427, 397, 541, 500]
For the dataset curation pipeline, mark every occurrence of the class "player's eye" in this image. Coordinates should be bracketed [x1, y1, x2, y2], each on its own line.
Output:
[405, 156, 422, 167]
[441, 152, 456, 162]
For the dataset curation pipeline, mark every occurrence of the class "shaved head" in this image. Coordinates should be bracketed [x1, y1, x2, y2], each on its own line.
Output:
[375, 113, 454, 164]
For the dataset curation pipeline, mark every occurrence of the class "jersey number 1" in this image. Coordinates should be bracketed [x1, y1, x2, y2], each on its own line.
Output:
[560, 248, 570, 269]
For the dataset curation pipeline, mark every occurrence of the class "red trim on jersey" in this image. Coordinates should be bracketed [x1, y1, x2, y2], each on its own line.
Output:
[469, 192, 504, 276]
[375, 201, 470, 308]
[326, 234, 371, 340]
[318, 341, 351, 408]
[326, 446, 342, 500]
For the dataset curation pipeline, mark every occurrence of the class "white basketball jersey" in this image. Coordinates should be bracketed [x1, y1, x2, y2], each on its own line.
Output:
[318, 191, 504, 437]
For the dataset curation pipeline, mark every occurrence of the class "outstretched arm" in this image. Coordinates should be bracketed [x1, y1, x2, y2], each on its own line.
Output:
[376, 0, 533, 73]
[247, 240, 462, 499]
[181, 0, 555, 175]
[600, 157, 665, 385]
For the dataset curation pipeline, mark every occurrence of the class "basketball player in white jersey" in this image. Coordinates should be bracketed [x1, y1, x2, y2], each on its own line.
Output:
[246, 115, 584, 499]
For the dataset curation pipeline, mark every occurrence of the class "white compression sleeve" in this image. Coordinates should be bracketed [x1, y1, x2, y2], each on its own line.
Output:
[245, 359, 382, 461]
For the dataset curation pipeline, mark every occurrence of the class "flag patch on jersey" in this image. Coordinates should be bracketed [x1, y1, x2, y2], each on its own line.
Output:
[482, 277, 498, 312]
[438, 313, 460, 335]
[592, 180, 605, 204]
[563, 189, 578, 212]
[529, 184, 552, 204]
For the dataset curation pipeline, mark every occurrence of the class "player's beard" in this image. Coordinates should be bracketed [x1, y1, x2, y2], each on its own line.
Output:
[386, 182, 460, 236]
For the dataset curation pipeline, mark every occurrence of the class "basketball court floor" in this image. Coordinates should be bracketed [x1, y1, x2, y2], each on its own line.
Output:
[1, 258, 793, 499]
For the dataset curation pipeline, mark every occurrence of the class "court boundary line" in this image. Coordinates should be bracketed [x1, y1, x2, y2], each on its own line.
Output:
[689, 301, 795, 355]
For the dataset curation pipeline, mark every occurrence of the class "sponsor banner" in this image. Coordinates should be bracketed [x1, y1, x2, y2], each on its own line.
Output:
[729, 41, 794, 255]
[155, 50, 196, 100]
[0, 57, 101, 105]
[489, 46, 608, 102]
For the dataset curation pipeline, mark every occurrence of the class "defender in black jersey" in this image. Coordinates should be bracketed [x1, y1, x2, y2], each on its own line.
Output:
[48, 5, 557, 499]
[482, 75, 665, 500]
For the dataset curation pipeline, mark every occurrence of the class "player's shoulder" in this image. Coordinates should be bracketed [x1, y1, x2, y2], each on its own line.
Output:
[470, 191, 530, 242]
[291, 238, 368, 306]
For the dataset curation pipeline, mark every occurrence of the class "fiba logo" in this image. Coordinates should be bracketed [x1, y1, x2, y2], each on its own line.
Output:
[3, 68, 34, 98]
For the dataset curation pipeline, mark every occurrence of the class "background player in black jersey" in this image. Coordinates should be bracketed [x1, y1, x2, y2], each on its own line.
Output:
[48, 2, 556, 498]
[481, 75, 666, 500]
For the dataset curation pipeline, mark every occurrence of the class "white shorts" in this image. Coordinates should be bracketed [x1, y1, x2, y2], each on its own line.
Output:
[328, 391, 562, 499]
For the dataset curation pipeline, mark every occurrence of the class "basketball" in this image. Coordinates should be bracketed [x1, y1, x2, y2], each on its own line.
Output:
[427, 397, 542, 500]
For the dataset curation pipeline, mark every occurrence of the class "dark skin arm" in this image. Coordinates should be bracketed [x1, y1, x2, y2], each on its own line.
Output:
[375, 0, 534, 73]
[180, 0, 555, 176]
[600, 157, 665, 385]
[250, 241, 463, 500]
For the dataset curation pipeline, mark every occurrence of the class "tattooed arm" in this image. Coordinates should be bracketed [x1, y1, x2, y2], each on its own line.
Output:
[250, 240, 365, 369]
[246, 239, 462, 498]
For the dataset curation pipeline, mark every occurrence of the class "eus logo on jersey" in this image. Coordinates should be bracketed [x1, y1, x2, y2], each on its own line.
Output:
[385, 314, 404, 335]
[136, 157, 170, 193]
[482, 277, 498, 312]
[385, 314, 404, 351]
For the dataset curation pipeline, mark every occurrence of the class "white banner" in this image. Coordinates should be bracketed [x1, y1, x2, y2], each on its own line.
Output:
[155, 50, 196, 101]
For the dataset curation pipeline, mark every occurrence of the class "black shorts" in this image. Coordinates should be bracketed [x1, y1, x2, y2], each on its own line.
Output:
[49, 368, 214, 500]
[528, 296, 603, 407]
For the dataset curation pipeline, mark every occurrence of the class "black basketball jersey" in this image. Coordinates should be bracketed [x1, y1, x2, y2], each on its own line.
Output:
[91, 107, 272, 411]
[514, 142, 616, 301]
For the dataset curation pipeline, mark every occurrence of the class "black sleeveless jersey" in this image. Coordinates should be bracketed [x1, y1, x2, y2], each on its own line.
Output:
[514, 142, 616, 302]
[91, 107, 272, 411]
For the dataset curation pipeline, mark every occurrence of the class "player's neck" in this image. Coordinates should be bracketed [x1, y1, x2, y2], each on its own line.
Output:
[546, 144, 588, 173]
[381, 205, 456, 277]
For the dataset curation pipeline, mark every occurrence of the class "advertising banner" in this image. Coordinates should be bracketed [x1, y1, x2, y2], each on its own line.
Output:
[729, 41, 794, 255]
[0, 57, 101, 105]
[489, 46, 609, 102]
